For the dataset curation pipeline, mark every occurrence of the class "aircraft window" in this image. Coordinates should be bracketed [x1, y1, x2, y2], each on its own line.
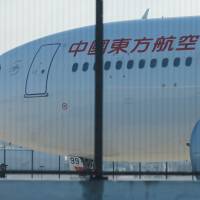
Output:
[116, 60, 122, 70]
[150, 58, 157, 68]
[162, 58, 169, 67]
[139, 59, 145, 69]
[82, 62, 89, 71]
[127, 60, 134, 69]
[174, 57, 180, 67]
[72, 63, 78, 72]
[104, 61, 111, 70]
[185, 57, 192, 66]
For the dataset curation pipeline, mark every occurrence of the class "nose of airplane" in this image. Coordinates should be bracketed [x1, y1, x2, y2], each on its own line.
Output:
[190, 120, 200, 179]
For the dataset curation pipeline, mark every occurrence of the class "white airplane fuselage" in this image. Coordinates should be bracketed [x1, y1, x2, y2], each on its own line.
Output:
[1, 16, 200, 162]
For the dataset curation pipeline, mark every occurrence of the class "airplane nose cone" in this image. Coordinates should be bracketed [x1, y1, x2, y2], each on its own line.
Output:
[190, 120, 200, 179]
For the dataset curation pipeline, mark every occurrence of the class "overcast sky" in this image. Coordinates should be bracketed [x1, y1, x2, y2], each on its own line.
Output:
[1, 0, 200, 54]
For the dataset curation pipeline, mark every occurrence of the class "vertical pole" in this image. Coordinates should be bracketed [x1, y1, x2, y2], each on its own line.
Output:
[58, 155, 61, 180]
[2, 144, 6, 178]
[3, 144, 6, 165]
[165, 162, 168, 180]
[94, 0, 104, 179]
[31, 150, 34, 179]
[139, 162, 141, 180]
[112, 161, 115, 180]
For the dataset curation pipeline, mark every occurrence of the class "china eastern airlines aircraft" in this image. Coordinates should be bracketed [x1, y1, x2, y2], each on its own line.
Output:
[1, 16, 200, 164]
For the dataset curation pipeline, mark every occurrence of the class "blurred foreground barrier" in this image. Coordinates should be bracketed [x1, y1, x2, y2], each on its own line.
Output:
[0, 181, 200, 200]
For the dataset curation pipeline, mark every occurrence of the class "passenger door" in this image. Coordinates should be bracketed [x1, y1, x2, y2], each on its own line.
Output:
[25, 43, 60, 97]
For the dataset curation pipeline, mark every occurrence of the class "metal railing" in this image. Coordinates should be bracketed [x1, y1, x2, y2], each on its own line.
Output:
[0, 148, 197, 180]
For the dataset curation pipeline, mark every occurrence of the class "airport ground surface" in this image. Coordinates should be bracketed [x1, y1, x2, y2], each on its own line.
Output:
[0, 180, 200, 200]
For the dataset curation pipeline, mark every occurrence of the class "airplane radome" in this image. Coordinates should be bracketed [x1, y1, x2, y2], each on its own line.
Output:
[1, 16, 200, 163]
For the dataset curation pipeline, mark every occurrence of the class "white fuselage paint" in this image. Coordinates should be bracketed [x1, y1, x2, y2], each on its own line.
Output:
[1, 16, 200, 162]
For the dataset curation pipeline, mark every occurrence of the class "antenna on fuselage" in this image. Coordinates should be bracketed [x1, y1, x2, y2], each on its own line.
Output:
[142, 8, 150, 19]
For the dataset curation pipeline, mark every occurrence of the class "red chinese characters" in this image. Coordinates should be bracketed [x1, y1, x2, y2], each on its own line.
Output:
[88, 40, 110, 55]
[131, 37, 153, 53]
[108, 38, 131, 54]
[68, 34, 200, 56]
[152, 36, 176, 52]
[69, 40, 88, 57]
[176, 35, 200, 51]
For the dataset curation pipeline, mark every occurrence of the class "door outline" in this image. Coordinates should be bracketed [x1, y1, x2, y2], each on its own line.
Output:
[24, 43, 61, 98]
